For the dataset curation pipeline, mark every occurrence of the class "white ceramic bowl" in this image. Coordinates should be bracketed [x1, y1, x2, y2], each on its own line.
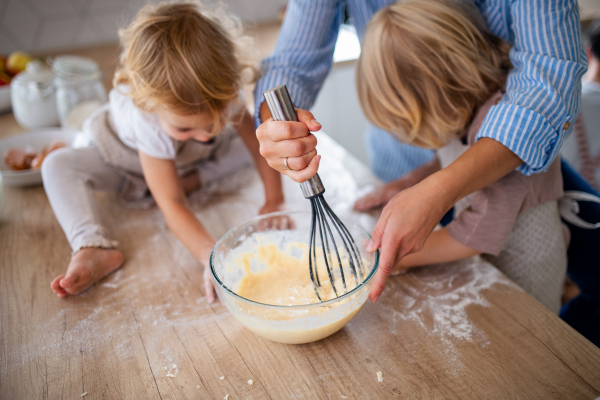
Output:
[0, 128, 79, 186]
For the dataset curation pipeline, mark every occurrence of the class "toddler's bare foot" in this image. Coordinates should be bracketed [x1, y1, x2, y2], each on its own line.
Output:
[354, 180, 408, 211]
[51, 248, 124, 298]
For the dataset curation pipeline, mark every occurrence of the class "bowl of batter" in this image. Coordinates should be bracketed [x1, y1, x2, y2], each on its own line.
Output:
[210, 210, 379, 344]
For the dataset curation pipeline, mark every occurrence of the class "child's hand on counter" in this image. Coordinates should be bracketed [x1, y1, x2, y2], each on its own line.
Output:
[259, 199, 285, 215]
[258, 201, 294, 230]
[203, 263, 216, 303]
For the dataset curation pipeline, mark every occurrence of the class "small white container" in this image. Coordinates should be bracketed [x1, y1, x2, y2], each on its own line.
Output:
[11, 61, 60, 129]
[52, 56, 106, 131]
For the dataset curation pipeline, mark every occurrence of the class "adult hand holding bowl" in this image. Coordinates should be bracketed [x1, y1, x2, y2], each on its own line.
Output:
[210, 210, 379, 344]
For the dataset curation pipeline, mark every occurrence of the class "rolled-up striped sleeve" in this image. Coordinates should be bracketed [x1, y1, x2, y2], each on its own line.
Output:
[253, 0, 344, 128]
[476, 0, 587, 175]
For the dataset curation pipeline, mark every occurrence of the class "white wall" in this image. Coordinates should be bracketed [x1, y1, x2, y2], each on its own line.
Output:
[0, 0, 287, 54]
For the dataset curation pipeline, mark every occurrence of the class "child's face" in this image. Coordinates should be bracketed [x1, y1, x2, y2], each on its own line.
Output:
[156, 108, 226, 142]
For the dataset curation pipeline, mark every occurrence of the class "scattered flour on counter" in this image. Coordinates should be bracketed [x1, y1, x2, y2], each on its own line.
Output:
[6, 167, 309, 384]
[81, 393, 88, 397]
[248, 379, 253, 385]
[388, 257, 512, 340]
[377, 371, 383, 382]
[220, 376, 225, 380]
[166, 364, 179, 377]
[383, 256, 515, 375]
[224, 395, 230, 400]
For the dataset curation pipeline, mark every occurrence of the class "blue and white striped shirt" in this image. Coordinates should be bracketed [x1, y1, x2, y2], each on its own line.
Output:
[254, 0, 587, 178]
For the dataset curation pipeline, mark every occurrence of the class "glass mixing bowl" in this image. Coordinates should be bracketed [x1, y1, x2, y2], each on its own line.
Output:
[210, 210, 379, 344]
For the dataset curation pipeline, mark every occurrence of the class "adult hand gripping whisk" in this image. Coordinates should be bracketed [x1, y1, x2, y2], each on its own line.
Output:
[263, 84, 365, 300]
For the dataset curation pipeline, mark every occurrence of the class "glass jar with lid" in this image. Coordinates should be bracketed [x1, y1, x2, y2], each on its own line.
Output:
[52, 55, 107, 130]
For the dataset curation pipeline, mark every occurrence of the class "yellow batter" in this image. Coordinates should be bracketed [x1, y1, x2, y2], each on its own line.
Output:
[234, 242, 363, 306]
[225, 240, 372, 344]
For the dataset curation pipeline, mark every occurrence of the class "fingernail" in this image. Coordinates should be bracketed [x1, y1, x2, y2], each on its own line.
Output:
[311, 119, 321, 127]
[371, 294, 380, 303]
[367, 240, 376, 252]
[316, 155, 321, 165]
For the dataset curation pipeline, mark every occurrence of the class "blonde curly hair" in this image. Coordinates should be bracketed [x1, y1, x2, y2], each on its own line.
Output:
[356, 0, 511, 148]
[114, 1, 257, 135]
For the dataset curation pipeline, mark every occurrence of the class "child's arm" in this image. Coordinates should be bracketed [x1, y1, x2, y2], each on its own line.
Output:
[234, 110, 285, 214]
[138, 151, 217, 302]
[394, 228, 480, 274]
[355, 157, 441, 211]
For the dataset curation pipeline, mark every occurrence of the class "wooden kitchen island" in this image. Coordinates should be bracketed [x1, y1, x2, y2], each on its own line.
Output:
[1, 113, 600, 399]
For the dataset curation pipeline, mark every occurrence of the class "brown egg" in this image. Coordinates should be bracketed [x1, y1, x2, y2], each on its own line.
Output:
[30, 140, 67, 169]
[44, 140, 66, 154]
[4, 148, 35, 170]
[30, 153, 45, 169]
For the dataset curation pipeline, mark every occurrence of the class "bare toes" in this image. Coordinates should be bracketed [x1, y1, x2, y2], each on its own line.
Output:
[51, 275, 70, 297]
[51, 275, 65, 291]
[61, 272, 90, 295]
[54, 248, 125, 297]
[59, 274, 75, 290]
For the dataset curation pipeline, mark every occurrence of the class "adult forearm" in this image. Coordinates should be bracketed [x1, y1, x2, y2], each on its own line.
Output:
[403, 157, 441, 187]
[479, 0, 585, 175]
[427, 138, 522, 213]
[253, 0, 343, 127]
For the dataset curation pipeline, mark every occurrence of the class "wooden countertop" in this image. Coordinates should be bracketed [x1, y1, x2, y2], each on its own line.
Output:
[1, 113, 599, 399]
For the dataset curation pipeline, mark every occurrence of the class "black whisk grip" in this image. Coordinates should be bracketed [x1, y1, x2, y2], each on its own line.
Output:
[263, 84, 324, 198]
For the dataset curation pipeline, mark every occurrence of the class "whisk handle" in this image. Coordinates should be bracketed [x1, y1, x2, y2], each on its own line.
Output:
[263, 84, 299, 122]
[263, 85, 325, 199]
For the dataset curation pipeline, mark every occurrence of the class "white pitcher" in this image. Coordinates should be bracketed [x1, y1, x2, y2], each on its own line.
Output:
[11, 60, 60, 129]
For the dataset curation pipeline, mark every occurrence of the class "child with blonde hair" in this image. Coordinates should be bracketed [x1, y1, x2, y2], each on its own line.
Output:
[356, 0, 567, 313]
[42, 2, 284, 302]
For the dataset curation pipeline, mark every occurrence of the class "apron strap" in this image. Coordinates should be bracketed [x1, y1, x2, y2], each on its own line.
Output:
[560, 191, 600, 229]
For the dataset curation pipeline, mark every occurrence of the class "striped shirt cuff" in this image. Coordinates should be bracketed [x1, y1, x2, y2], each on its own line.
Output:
[476, 103, 570, 176]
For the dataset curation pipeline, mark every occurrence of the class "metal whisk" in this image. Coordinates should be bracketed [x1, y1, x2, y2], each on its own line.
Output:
[263, 85, 365, 300]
